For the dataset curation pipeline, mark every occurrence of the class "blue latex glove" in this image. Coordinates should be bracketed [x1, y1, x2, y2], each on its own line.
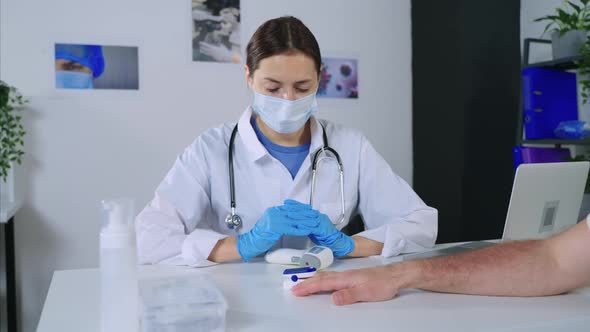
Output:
[280, 199, 314, 213]
[282, 200, 355, 258]
[237, 205, 319, 262]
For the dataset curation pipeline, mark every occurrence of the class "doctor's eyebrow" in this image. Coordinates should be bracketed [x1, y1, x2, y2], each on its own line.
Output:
[263, 77, 313, 85]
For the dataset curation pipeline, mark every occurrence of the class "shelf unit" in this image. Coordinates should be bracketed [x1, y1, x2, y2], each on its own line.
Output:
[517, 38, 589, 147]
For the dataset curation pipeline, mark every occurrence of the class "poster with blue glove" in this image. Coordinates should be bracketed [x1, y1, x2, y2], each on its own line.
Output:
[192, 0, 241, 63]
[54, 43, 139, 90]
[318, 57, 359, 99]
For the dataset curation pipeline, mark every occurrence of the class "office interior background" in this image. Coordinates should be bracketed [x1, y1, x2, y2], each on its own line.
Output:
[0, 0, 586, 330]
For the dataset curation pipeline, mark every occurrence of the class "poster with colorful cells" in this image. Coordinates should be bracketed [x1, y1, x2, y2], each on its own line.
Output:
[318, 57, 358, 99]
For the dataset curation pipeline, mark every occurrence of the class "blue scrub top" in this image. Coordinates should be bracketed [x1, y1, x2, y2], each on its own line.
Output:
[251, 117, 310, 179]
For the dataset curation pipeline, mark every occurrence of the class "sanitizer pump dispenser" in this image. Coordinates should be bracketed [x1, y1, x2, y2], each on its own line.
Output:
[100, 198, 138, 332]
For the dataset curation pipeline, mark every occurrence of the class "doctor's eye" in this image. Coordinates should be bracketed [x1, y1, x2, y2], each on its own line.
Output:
[296, 88, 310, 93]
[63, 61, 86, 72]
[266, 88, 280, 94]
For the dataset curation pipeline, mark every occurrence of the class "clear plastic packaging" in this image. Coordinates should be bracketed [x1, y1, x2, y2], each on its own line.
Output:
[139, 275, 227, 332]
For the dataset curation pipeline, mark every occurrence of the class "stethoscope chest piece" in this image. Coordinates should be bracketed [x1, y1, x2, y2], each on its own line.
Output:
[225, 212, 242, 230]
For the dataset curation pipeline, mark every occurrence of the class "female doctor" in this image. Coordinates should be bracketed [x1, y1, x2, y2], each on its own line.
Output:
[136, 16, 438, 267]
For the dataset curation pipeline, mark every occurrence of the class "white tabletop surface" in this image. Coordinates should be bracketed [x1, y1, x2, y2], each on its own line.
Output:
[37, 244, 590, 332]
[0, 199, 21, 223]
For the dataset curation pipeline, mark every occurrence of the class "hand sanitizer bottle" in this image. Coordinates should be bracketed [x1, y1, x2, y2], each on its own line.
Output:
[100, 198, 138, 332]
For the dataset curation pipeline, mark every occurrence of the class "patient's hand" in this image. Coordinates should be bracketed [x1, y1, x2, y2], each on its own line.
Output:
[291, 264, 416, 305]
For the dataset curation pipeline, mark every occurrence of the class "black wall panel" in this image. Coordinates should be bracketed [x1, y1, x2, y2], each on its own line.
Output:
[412, 0, 520, 242]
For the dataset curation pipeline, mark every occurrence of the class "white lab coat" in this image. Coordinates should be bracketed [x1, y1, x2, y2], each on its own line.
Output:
[136, 108, 438, 267]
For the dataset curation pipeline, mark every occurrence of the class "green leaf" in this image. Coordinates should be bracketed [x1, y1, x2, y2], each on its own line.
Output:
[557, 8, 570, 19]
[534, 15, 560, 22]
[542, 22, 556, 35]
[568, 1, 582, 14]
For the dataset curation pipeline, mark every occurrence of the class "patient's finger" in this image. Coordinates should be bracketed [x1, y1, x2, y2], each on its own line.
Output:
[291, 271, 353, 296]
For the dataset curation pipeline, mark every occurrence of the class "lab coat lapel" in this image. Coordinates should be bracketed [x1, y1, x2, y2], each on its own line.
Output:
[237, 111, 325, 203]
[296, 116, 324, 180]
[289, 116, 325, 196]
[236, 107, 267, 163]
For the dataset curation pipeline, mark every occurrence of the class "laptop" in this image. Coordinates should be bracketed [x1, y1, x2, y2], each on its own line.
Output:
[403, 161, 590, 261]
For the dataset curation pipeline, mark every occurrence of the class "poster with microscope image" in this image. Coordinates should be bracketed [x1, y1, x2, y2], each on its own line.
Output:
[318, 57, 358, 99]
[192, 0, 241, 63]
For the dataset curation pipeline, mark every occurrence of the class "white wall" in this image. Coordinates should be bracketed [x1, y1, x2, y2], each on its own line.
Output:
[520, 0, 562, 63]
[0, 0, 412, 330]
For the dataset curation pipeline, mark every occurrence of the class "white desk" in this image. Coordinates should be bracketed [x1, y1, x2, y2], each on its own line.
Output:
[37, 249, 590, 332]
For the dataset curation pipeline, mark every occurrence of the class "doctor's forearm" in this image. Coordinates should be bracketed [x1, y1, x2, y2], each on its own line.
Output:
[208, 236, 242, 263]
[347, 236, 384, 257]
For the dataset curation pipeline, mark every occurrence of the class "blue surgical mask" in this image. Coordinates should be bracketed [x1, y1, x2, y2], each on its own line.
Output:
[55, 71, 94, 89]
[252, 92, 318, 134]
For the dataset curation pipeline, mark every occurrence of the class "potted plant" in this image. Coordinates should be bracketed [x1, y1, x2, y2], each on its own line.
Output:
[0, 80, 27, 207]
[534, 0, 590, 59]
[577, 35, 590, 104]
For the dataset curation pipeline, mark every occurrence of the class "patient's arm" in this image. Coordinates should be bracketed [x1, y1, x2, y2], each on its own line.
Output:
[412, 220, 590, 296]
[293, 219, 590, 305]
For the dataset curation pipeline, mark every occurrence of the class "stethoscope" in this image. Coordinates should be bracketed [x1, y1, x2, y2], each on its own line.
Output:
[225, 122, 346, 230]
